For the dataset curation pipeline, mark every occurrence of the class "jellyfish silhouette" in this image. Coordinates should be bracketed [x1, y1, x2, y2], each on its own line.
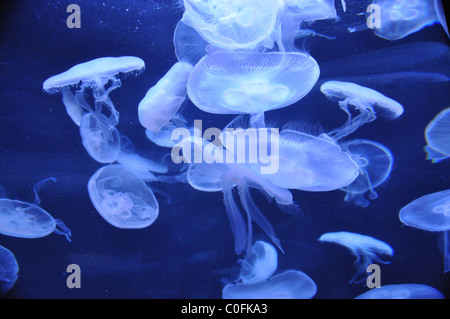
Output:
[424, 107, 450, 163]
[355, 283, 445, 299]
[0, 245, 19, 297]
[340, 139, 393, 207]
[399, 189, 450, 273]
[88, 165, 159, 229]
[0, 178, 71, 241]
[318, 231, 394, 284]
[239, 241, 278, 284]
[321, 81, 404, 140]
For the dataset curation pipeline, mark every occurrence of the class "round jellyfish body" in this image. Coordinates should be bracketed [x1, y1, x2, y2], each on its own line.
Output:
[370, 0, 438, 41]
[138, 62, 193, 134]
[321, 81, 404, 140]
[0, 245, 19, 297]
[187, 51, 320, 114]
[340, 139, 393, 208]
[173, 20, 209, 66]
[318, 231, 394, 284]
[355, 283, 445, 299]
[223, 270, 317, 299]
[239, 241, 278, 284]
[181, 0, 279, 50]
[88, 165, 159, 229]
[424, 107, 450, 163]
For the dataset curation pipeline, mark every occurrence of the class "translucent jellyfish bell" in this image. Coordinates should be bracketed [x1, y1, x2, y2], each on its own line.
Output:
[173, 20, 209, 66]
[0, 245, 19, 297]
[239, 241, 278, 284]
[424, 107, 450, 163]
[88, 165, 159, 229]
[181, 0, 279, 50]
[321, 81, 404, 140]
[223, 270, 317, 299]
[399, 189, 450, 272]
[340, 139, 394, 207]
[187, 51, 320, 115]
[318, 231, 394, 283]
[355, 283, 445, 299]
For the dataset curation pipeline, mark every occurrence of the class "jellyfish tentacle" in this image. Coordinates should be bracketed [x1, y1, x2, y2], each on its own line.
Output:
[53, 219, 72, 242]
[223, 178, 247, 255]
[32, 177, 57, 206]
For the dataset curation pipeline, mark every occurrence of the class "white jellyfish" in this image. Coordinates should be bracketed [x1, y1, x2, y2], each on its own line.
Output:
[318, 231, 394, 283]
[424, 107, 450, 163]
[239, 241, 278, 284]
[355, 283, 445, 299]
[0, 245, 19, 297]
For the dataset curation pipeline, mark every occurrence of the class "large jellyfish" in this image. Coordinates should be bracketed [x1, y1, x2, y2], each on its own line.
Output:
[239, 241, 278, 284]
[0, 178, 71, 241]
[223, 270, 317, 299]
[88, 165, 159, 229]
[181, 0, 279, 50]
[399, 189, 450, 273]
[355, 283, 445, 299]
[318, 231, 394, 283]
[340, 139, 393, 207]
[369, 0, 438, 40]
[138, 62, 193, 134]
[321, 81, 404, 140]
[0, 245, 19, 297]
[424, 107, 450, 163]
[187, 51, 320, 116]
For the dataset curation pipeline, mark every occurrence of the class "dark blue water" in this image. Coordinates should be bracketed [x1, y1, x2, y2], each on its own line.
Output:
[0, 0, 449, 299]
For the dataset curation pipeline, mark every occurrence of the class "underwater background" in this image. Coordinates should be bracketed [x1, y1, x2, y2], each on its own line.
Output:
[0, 0, 449, 299]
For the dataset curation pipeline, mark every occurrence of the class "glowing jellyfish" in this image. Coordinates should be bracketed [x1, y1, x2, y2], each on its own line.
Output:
[434, 0, 449, 37]
[88, 165, 159, 229]
[0, 178, 71, 241]
[0, 245, 18, 297]
[138, 62, 193, 134]
[340, 139, 393, 207]
[424, 107, 450, 163]
[355, 283, 445, 299]
[181, 0, 278, 50]
[321, 81, 404, 140]
[223, 270, 317, 299]
[187, 51, 320, 115]
[173, 20, 209, 66]
[318, 231, 394, 283]
[399, 189, 450, 272]
[239, 241, 278, 284]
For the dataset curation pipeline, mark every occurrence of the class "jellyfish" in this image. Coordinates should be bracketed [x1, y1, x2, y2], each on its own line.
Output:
[282, 0, 337, 22]
[318, 231, 394, 284]
[0, 178, 72, 241]
[369, 0, 438, 41]
[173, 20, 209, 66]
[87, 165, 159, 229]
[424, 107, 450, 163]
[187, 51, 320, 117]
[355, 284, 445, 299]
[340, 139, 394, 207]
[239, 241, 278, 284]
[138, 62, 193, 134]
[0, 245, 19, 297]
[434, 0, 449, 38]
[399, 189, 450, 273]
[181, 0, 279, 50]
[223, 270, 317, 299]
[321, 81, 404, 140]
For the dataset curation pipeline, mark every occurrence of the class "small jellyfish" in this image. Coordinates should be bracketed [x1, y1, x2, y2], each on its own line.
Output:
[173, 20, 209, 66]
[0, 178, 71, 241]
[138, 62, 193, 134]
[239, 241, 278, 284]
[424, 107, 450, 163]
[355, 283, 445, 299]
[0, 245, 19, 297]
[321, 81, 404, 140]
[399, 189, 450, 272]
[318, 231, 394, 284]
[88, 165, 159, 229]
[223, 270, 317, 299]
[340, 139, 393, 207]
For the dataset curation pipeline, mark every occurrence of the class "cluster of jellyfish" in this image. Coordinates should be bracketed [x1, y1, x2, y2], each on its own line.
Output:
[1, 0, 449, 298]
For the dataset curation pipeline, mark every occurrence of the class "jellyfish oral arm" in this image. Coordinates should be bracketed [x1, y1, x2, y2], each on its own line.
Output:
[53, 219, 72, 242]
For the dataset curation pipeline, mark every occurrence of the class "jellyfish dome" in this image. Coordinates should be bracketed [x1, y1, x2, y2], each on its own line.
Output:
[181, 0, 279, 50]
[223, 270, 317, 299]
[88, 165, 159, 229]
[239, 241, 278, 284]
[187, 51, 320, 114]
[424, 107, 450, 163]
[0, 245, 19, 297]
[341, 139, 393, 207]
[355, 283, 445, 299]
[319, 231, 394, 283]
